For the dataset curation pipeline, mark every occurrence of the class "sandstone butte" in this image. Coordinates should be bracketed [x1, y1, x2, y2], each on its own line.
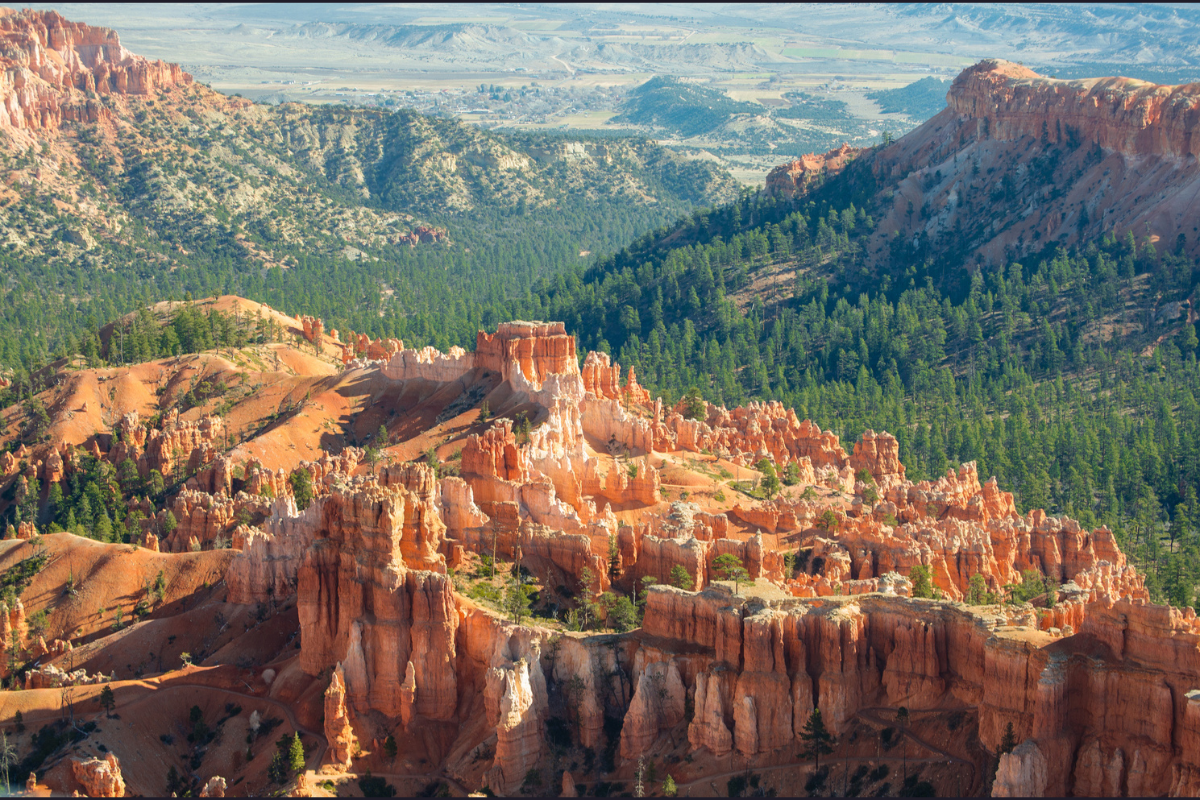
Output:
[0, 298, 1196, 797]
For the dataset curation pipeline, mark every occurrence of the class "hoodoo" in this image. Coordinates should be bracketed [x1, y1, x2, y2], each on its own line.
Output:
[0, 298, 1176, 795]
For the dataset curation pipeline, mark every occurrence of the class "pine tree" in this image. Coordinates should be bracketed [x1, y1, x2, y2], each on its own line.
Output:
[608, 532, 620, 583]
[669, 564, 694, 591]
[712, 553, 749, 595]
[909, 565, 935, 599]
[268, 751, 287, 784]
[288, 732, 305, 773]
[799, 708, 836, 773]
[999, 721, 1017, 755]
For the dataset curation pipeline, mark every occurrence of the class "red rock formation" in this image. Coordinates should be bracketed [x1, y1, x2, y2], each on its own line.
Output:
[198, 776, 227, 798]
[299, 315, 324, 343]
[622, 366, 651, 407]
[462, 419, 528, 484]
[0, 8, 191, 133]
[42, 446, 64, 483]
[186, 316, 1196, 795]
[667, 401, 850, 468]
[476, 321, 577, 386]
[294, 482, 455, 721]
[949, 59, 1200, 159]
[70, 753, 125, 797]
[161, 489, 236, 551]
[580, 351, 651, 407]
[620, 658, 685, 758]
[339, 332, 403, 365]
[848, 429, 905, 486]
[242, 458, 289, 498]
[323, 663, 357, 769]
[137, 413, 224, 480]
[765, 144, 858, 197]
[394, 225, 447, 246]
[581, 351, 621, 400]
[858, 59, 1200, 264]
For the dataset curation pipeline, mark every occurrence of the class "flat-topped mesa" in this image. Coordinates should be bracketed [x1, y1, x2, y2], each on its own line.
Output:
[0, 8, 191, 132]
[476, 321, 577, 386]
[765, 143, 859, 197]
[947, 59, 1200, 159]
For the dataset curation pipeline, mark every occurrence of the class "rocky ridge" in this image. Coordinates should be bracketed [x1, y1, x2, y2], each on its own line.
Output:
[769, 59, 1200, 266]
[765, 143, 859, 197]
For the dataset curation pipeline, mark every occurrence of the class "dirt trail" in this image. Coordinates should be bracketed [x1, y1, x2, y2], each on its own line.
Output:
[569, 706, 980, 795]
[12, 678, 328, 779]
[855, 706, 980, 795]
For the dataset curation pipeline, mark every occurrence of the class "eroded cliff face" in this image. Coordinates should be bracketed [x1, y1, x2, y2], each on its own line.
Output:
[0, 7, 191, 133]
[769, 59, 1200, 266]
[947, 60, 1200, 160]
[765, 143, 860, 197]
[70, 753, 126, 797]
[633, 585, 1200, 797]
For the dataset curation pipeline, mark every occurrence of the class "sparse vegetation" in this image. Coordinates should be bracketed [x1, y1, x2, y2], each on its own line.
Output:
[712, 553, 750, 595]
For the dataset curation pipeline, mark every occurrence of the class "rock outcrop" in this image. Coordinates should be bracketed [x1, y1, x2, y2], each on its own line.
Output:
[323, 663, 357, 769]
[765, 143, 858, 197]
[71, 753, 125, 797]
[294, 482, 456, 720]
[193, 316, 1194, 797]
[948, 59, 1200, 160]
[198, 776, 227, 798]
[0, 8, 191, 133]
[476, 321, 577, 386]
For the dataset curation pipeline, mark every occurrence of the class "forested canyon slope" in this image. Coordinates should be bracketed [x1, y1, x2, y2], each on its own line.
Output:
[4, 6, 1200, 800]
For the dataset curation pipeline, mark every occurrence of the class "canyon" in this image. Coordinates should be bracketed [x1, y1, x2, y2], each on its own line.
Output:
[2, 8, 1200, 796]
[0, 297, 1191, 797]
